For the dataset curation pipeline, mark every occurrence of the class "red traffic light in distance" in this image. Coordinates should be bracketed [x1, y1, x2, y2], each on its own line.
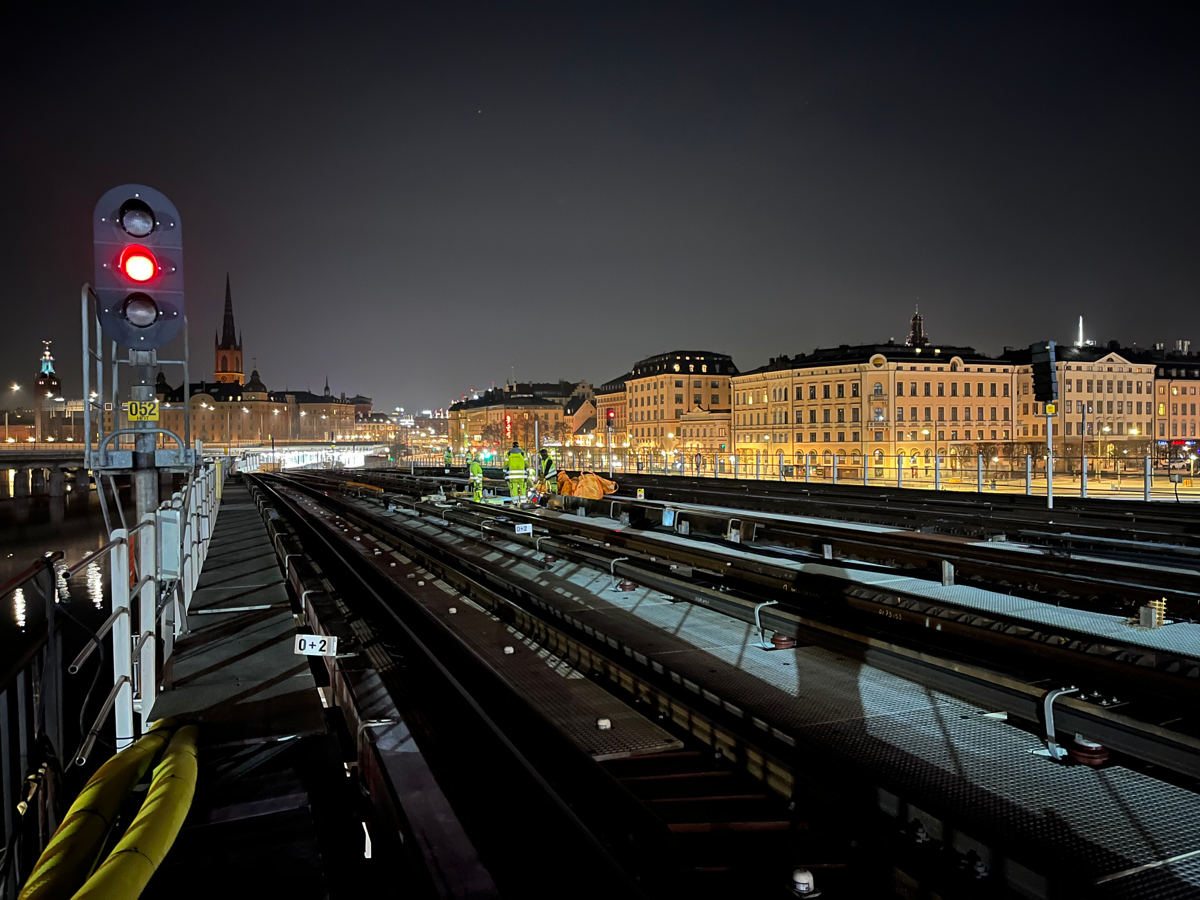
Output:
[607, 408, 615, 422]
[93, 185, 184, 350]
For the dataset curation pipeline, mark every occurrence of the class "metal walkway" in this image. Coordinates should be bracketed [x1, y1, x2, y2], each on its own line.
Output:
[145, 481, 367, 898]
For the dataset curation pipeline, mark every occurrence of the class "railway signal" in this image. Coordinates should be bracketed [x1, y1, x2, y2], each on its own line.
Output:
[93, 184, 185, 350]
[1030, 340, 1058, 403]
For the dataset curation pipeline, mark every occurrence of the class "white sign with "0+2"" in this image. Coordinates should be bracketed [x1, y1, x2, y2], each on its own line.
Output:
[295, 634, 338, 656]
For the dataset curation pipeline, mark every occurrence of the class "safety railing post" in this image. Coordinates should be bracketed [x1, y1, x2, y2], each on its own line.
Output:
[137, 513, 158, 732]
[897, 455, 903, 488]
[832, 459, 838, 485]
[804, 457, 810, 482]
[755, 452, 761, 480]
[1081, 454, 1088, 498]
[1144, 455, 1152, 501]
[108, 529, 135, 750]
[977, 454, 983, 492]
[1025, 455, 1032, 495]
[935, 454, 941, 491]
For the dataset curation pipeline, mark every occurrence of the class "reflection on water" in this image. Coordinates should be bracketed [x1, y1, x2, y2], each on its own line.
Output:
[0, 490, 130, 647]
[86, 559, 103, 609]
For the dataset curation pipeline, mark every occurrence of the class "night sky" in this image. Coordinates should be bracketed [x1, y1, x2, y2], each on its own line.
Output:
[2, 3, 1196, 410]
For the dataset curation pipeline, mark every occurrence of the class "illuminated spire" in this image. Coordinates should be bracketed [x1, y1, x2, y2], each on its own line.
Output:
[39, 341, 55, 376]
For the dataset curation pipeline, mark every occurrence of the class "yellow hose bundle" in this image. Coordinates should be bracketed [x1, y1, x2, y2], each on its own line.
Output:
[19, 723, 173, 900]
[71, 726, 199, 900]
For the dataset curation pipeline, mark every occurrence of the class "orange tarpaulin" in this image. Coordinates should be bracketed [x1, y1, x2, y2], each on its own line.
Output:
[557, 471, 617, 498]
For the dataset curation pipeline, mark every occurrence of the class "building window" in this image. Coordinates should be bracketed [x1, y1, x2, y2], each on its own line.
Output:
[851, 383, 859, 398]
[810, 385, 817, 400]
[836, 384, 845, 399]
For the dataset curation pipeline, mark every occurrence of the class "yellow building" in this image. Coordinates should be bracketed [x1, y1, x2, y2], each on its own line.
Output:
[1003, 346, 1156, 468]
[678, 407, 732, 474]
[624, 351, 737, 455]
[732, 313, 1018, 478]
[1153, 357, 1200, 453]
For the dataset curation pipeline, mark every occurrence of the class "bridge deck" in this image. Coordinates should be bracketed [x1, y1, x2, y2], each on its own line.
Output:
[146, 481, 366, 898]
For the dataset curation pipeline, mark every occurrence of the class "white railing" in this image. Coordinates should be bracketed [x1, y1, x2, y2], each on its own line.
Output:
[68, 460, 224, 754]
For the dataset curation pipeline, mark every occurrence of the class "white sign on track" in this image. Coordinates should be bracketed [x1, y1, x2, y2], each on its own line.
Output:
[295, 634, 338, 656]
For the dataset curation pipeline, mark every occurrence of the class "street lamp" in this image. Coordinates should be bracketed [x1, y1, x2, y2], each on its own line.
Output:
[6, 384, 20, 443]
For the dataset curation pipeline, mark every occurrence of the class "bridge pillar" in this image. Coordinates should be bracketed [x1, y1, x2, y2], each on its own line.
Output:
[13, 467, 30, 497]
[49, 468, 65, 498]
[31, 467, 47, 495]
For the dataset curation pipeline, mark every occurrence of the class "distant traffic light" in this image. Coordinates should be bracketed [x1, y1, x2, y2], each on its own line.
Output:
[93, 185, 185, 350]
[606, 408, 615, 427]
[1029, 341, 1058, 403]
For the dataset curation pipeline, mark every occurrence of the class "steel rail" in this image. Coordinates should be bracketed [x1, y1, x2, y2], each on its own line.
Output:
[253, 476, 656, 900]
[300, 473, 1200, 783]
[271, 473, 1200, 900]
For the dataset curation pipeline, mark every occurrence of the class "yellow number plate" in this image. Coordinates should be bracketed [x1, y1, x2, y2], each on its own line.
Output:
[127, 401, 160, 421]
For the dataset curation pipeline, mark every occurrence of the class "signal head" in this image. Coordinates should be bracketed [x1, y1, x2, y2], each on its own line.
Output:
[94, 185, 184, 350]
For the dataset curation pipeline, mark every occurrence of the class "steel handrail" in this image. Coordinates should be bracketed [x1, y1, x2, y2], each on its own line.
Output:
[68, 608, 130, 673]
[63, 539, 126, 578]
[0, 551, 62, 600]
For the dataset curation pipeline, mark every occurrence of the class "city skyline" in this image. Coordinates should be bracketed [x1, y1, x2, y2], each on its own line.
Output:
[2, 4, 1197, 411]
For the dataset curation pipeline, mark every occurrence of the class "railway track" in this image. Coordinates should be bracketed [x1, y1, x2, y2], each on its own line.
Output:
[262, 469, 1200, 898]
[251, 474, 873, 898]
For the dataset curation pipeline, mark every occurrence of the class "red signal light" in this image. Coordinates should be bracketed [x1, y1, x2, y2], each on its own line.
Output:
[119, 245, 158, 282]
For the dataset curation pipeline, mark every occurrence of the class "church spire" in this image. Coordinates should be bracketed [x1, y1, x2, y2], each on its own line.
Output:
[214, 273, 245, 385]
[906, 303, 929, 348]
[218, 274, 240, 350]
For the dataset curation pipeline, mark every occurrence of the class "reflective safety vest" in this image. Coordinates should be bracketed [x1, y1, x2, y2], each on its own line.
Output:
[444, 450, 453, 464]
[540, 454, 557, 479]
[469, 460, 483, 481]
[504, 450, 526, 479]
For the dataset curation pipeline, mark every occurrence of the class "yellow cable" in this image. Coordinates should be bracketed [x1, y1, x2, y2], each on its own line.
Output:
[71, 726, 198, 900]
[19, 722, 173, 900]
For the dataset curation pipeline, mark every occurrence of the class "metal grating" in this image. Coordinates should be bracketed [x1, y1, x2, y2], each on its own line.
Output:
[462, 532, 1200, 892]
[1096, 853, 1200, 899]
